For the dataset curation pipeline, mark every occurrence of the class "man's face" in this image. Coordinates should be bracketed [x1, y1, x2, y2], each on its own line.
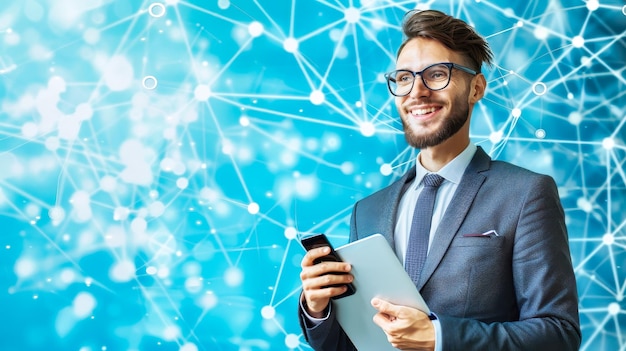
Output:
[395, 37, 475, 149]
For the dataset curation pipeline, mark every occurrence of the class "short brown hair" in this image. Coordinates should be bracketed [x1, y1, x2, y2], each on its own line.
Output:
[397, 10, 493, 72]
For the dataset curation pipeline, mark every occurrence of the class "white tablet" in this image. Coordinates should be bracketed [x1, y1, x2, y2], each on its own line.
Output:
[333, 234, 430, 351]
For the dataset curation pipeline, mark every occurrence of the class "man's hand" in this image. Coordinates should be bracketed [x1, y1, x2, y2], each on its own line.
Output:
[300, 246, 353, 318]
[371, 298, 436, 351]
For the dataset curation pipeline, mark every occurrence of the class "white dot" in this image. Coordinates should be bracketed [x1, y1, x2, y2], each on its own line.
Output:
[603, 233, 614, 245]
[340, 161, 354, 175]
[248, 202, 259, 214]
[148, 3, 166, 17]
[284, 227, 297, 240]
[194, 84, 211, 101]
[568, 112, 582, 125]
[309, 90, 325, 105]
[533, 26, 548, 40]
[586, 0, 599, 11]
[200, 291, 218, 309]
[180, 343, 199, 351]
[218, 0, 230, 10]
[622, 5, 626, 16]
[109, 260, 136, 282]
[489, 130, 503, 143]
[535, 129, 546, 139]
[577, 197, 593, 213]
[248, 21, 264, 37]
[380, 163, 392, 176]
[148, 201, 165, 217]
[49, 206, 66, 222]
[344, 7, 360, 23]
[142, 76, 158, 90]
[581, 56, 592, 67]
[567, 93, 574, 99]
[532, 82, 547, 96]
[608, 302, 620, 315]
[15, 257, 37, 278]
[146, 266, 158, 275]
[285, 334, 300, 348]
[176, 177, 189, 189]
[22, 122, 38, 138]
[572, 36, 585, 48]
[73, 292, 96, 319]
[511, 108, 521, 118]
[359, 121, 375, 137]
[163, 325, 180, 341]
[224, 267, 243, 287]
[516, 20, 524, 28]
[283, 37, 299, 53]
[602, 137, 615, 150]
[261, 305, 275, 319]
[239, 116, 250, 126]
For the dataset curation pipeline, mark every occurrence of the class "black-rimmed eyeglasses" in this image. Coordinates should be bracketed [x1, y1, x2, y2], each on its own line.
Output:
[384, 62, 477, 96]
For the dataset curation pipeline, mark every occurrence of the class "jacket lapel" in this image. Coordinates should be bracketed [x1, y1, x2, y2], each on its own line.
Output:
[416, 147, 491, 290]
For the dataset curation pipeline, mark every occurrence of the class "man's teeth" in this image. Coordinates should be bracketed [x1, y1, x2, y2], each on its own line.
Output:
[411, 107, 438, 115]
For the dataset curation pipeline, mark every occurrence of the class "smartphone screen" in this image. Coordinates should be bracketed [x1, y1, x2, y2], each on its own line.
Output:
[301, 233, 356, 299]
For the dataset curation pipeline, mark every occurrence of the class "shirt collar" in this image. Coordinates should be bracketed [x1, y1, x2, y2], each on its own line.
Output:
[414, 143, 477, 187]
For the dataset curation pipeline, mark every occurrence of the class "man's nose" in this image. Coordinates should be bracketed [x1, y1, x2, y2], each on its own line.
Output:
[408, 76, 431, 98]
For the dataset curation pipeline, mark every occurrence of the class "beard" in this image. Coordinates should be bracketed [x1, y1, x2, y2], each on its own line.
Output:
[402, 100, 469, 149]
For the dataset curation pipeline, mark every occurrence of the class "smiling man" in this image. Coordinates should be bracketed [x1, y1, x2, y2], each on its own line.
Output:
[298, 9, 581, 351]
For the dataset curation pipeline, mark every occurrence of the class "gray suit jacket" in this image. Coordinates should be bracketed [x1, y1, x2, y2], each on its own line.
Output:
[300, 147, 581, 351]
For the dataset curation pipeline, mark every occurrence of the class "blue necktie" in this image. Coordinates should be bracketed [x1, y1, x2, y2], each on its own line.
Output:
[405, 173, 445, 285]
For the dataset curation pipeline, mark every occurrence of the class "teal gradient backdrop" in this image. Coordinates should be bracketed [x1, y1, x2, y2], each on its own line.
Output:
[0, 1, 624, 350]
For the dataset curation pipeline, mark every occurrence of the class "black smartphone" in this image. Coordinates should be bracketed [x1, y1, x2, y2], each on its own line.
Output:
[301, 233, 356, 299]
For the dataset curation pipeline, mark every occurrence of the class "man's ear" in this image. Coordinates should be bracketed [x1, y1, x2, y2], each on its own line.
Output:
[468, 73, 486, 104]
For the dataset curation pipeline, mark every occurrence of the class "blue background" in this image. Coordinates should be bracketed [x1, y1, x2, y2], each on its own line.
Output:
[0, 0, 624, 350]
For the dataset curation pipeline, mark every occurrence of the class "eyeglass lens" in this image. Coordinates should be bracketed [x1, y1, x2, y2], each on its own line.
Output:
[388, 64, 452, 95]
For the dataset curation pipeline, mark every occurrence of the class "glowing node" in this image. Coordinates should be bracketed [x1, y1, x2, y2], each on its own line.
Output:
[148, 3, 165, 17]
[568, 112, 582, 125]
[344, 7, 360, 23]
[576, 197, 593, 213]
[489, 130, 503, 144]
[15, 257, 37, 278]
[608, 302, 620, 315]
[163, 325, 180, 341]
[194, 84, 211, 101]
[284, 227, 297, 240]
[355, 101, 362, 108]
[217, 0, 230, 10]
[49, 206, 66, 222]
[142, 75, 157, 90]
[572, 36, 584, 48]
[73, 292, 96, 318]
[535, 129, 546, 139]
[623, 5, 626, 16]
[176, 177, 189, 189]
[581, 56, 592, 67]
[340, 161, 354, 175]
[224, 267, 243, 287]
[380, 163, 393, 176]
[533, 26, 548, 40]
[503, 8, 515, 17]
[532, 82, 547, 96]
[22, 122, 37, 138]
[360, 121, 375, 137]
[511, 108, 521, 118]
[110, 260, 136, 282]
[285, 334, 300, 348]
[146, 266, 158, 275]
[180, 343, 199, 351]
[201, 291, 218, 310]
[586, 0, 599, 11]
[261, 305, 276, 319]
[516, 21, 524, 28]
[248, 202, 260, 214]
[602, 233, 614, 245]
[248, 21, 264, 37]
[283, 37, 299, 53]
[567, 93, 574, 99]
[602, 137, 615, 150]
[239, 116, 250, 126]
[309, 90, 325, 105]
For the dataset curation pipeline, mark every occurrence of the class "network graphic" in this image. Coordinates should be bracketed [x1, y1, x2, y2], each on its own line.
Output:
[0, 0, 624, 350]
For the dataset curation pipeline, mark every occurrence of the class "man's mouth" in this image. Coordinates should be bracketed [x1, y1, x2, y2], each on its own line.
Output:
[409, 106, 441, 117]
